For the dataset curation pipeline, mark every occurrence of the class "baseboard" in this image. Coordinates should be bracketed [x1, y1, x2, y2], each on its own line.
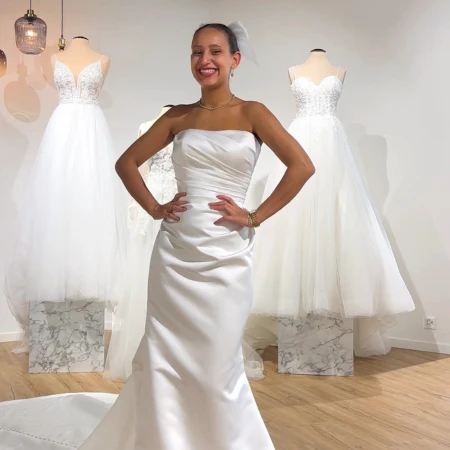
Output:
[0, 320, 113, 343]
[0, 331, 22, 343]
[389, 337, 450, 355]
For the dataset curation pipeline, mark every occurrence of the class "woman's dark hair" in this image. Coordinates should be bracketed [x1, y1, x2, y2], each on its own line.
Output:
[193, 23, 239, 54]
[163, 104, 175, 108]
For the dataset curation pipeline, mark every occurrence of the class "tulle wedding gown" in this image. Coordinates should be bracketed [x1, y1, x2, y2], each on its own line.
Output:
[251, 69, 415, 356]
[4, 57, 127, 348]
[0, 129, 275, 450]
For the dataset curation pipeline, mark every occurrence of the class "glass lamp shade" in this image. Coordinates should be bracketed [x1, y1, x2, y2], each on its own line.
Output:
[0, 49, 6, 77]
[15, 9, 47, 55]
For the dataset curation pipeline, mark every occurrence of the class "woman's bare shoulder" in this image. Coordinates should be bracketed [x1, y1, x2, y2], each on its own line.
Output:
[240, 100, 273, 121]
[165, 103, 198, 119]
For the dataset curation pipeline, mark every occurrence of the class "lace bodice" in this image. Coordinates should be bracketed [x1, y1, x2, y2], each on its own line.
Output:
[291, 75, 342, 118]
[127, 144, 177, 235]
[54, 60, 104, 105]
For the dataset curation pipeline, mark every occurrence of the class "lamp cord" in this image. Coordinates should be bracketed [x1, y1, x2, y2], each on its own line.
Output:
[61, 0, 64, 37]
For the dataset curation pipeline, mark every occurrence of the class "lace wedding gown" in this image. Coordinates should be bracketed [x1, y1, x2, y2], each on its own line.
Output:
[0, 129, 275, 450]
[4, 57, 127, 350]
[105, 128, 177, 381]
[251, 71, 415, 356]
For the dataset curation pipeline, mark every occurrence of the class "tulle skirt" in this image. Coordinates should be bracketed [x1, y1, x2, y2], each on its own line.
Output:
[4, 103, 128, 337]
[251, 115, 415, 355]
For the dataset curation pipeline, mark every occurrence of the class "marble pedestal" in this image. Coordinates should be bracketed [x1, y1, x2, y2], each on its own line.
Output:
[29, 301, 105, 373]
[278, 314, 354, 376]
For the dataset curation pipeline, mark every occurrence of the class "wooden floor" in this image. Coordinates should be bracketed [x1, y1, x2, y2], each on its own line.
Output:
[1, 342, 450, 449]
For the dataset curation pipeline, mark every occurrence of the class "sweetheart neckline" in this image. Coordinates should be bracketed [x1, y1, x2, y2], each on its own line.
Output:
[55, 60, 103, 89]
[290, 75, 343, 88]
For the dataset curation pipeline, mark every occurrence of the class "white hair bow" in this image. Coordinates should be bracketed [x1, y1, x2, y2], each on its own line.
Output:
[228, 21, 259, 66]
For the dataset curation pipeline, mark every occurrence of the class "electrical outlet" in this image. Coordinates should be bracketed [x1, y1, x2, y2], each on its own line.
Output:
[424, 316, 436, 330]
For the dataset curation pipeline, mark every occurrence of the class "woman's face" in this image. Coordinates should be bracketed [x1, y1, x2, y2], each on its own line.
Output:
[191, 27, 240, 89]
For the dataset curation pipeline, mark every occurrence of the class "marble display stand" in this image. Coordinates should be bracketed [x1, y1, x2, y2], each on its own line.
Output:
[28, 301, 105, 373]
[278, 314, 354, 376]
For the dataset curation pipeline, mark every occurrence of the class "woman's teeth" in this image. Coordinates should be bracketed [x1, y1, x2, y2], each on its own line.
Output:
[200, 69, 217, 77]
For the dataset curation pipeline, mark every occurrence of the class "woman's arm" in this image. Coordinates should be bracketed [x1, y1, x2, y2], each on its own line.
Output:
[115, 107, 187, 221]
[248, 101, 315, 224]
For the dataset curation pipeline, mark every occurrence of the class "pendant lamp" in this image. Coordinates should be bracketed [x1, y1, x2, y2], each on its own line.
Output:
[0, 49, 6, 77]
[15, 0, 47, 55]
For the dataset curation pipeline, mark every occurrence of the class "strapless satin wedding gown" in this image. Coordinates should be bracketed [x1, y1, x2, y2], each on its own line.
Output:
[0, 129, 275, 450]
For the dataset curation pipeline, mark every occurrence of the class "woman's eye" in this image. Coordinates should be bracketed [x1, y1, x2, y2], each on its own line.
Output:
[211, 50, 221, 55]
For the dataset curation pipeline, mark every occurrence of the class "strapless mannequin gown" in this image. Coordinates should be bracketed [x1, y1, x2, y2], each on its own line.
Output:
[0, 129, 275, 450]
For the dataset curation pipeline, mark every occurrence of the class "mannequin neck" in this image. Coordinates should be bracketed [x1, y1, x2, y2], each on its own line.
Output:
[68, 37, 91, 51]
[306, 50, 328, 63]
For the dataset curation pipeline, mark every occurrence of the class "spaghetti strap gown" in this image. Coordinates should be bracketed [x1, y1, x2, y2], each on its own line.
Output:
[251, 68, 415, 356]
[3, 57, 127, 351]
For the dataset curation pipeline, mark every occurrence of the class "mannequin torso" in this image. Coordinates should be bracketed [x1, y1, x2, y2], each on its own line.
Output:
[288, 49, 346, 85]
[135, 106, 174, 188]
[51, 37, 110, 81]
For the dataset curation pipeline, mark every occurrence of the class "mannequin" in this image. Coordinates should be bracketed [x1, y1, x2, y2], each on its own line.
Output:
[5, 32, 127, 371]
[249, 46, 415, 377]
[51, 36, 110, 81]
[288, 49, 346, 85]
[105, 105, 178, 381]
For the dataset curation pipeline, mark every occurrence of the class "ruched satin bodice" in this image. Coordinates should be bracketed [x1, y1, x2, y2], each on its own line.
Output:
[159, 129, 261, 260]
[173, 129, 260, 205]
[291, 75, 342, 118]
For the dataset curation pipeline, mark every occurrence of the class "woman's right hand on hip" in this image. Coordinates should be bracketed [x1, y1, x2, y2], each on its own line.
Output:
[152, 192, 188, 221]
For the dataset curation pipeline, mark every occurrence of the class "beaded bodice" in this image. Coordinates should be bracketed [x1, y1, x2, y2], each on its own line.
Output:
[54, 60, 104, 105]
[291, 75, 342, 118]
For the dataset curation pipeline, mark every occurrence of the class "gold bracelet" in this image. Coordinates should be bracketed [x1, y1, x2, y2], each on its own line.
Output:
[244, 208, 252, 227]
[249, 210, 260, 228]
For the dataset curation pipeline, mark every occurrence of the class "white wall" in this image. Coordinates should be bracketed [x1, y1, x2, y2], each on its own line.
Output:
[1, 0, 450, 353]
